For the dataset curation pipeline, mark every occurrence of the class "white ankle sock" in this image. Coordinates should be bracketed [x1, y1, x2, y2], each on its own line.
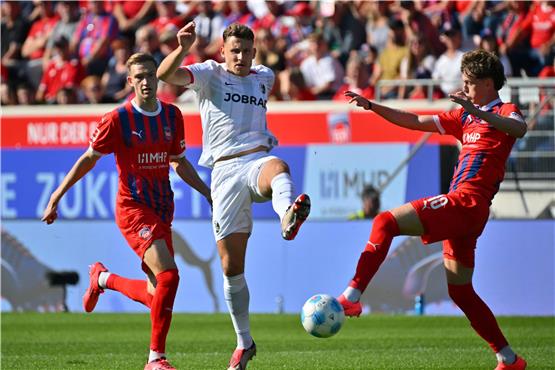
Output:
[343, 286, 361, 302]
[496, 345, 516, 364]
[148, 350, 165, 363]
[223, 274, 253, 349]
[98, 272, 111, 289]
[270, 173, 294, 221]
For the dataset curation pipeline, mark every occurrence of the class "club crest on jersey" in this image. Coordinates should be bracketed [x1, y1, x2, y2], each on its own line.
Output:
[213, 221, 220, 234]
[164, 126, 172, 141]
[260, 83, 266, 94]
[139, 226, 152, 240]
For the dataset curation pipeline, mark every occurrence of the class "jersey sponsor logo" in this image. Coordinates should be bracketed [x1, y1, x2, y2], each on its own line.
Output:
[139, 226, 152, 240]
[463, 132, 481, 143]
[223, 92, 267, 107]
[131, 130, 144, 139]
[137, 151, 168, 164]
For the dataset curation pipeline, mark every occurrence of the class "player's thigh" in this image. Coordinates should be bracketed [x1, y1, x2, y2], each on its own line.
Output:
[143, 238, 177, 276]
[217, 233, 250, 276]
[390, 202, 425, 236]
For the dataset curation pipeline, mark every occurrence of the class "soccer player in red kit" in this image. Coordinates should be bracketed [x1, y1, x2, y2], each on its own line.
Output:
[339, 49, 528, 370]
[42, 53, 211, 370]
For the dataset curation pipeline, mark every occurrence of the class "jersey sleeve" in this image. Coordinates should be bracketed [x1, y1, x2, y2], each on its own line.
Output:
[90, 112, 116, 155]
[499, 103, 526, 124]
[169, 105, 186, 159]
[433, 108, 464, 141]
[180, 60, 217, 91]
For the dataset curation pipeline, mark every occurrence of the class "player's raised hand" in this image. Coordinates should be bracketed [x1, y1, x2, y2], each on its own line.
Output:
[345, 90, 372, 110]
[41, 199, 58, 225]
[448, 91, 474, 111]
[177, 22, 196, 50]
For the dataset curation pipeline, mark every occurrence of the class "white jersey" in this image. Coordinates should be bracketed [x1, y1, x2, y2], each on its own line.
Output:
[182, 60, 277, 168]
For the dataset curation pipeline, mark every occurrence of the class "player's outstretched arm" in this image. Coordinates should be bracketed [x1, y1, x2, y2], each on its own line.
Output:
[41, 149, 101, 224]
[449, 91, 527, 138]
[170, 156, 212, 206]
[157, 21, 196, 86]
[344, 91, 438, 132]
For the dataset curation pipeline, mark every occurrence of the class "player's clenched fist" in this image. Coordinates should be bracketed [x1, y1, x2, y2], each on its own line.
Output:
[177, 22, 196, 50]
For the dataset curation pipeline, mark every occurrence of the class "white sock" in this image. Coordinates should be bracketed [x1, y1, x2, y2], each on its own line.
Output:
[496, 345, 516, 364]
[270, 173, 294, 221]
[223, 273, 253, 349]
[98, 272, 111, 289]
[343, 286, 361, 302]
[148, 350, 165, 363]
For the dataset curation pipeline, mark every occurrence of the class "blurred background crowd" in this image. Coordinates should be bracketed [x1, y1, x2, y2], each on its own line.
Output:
[1, 0, 554, 106]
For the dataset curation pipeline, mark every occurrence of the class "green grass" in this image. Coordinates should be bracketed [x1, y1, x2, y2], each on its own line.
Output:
[2, 313, 553, 369]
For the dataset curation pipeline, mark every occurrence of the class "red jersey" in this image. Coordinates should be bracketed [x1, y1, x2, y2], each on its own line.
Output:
[434, 99, 525, 202]
[90, 100, 186, 223]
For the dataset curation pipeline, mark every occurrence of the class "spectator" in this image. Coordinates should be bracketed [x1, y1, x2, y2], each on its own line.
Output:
[193, 1, 226, 61]
[371, 18, 409, 99]
[530, 0, 555, 72]
[320, 1, 367, 67]
[399, 34, 437, 99]
[399, 0, 444, 57]
[299, 32, 344, 100]
[36, 36, 84, 104]
[43, 1, 81, 70]
[432, 20, 464, 97]
[224, 0, 256, 27]
[112, 0, 155, 36]
[1, 1, 31, 105]
[16, 81, 35, 105]
[363, 0, 392, 53]
[333, 52, 374, 102]
[56, 86, 78, 104]
[70, 0, 119, 76]
[100, 38, 132, 103]
[463, 1, 506, 47]
[348, 184, 381, 220]
[499, 1, 543, 77]
[135, 24, 164, 66]
[21, 1, 59, 89]
[479, 29, 512, 77]
[150, 1, 187, 35]
[80, 75, 108, 104]
[255, 28, 286, 73]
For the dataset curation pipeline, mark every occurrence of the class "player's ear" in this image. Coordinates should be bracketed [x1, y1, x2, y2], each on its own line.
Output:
[126, 75, 133, 87]
[252, 47, 257, 59]
[220, 45, 225, 59]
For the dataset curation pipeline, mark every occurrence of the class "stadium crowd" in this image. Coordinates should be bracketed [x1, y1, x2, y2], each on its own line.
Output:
[1, 0, 554, 106]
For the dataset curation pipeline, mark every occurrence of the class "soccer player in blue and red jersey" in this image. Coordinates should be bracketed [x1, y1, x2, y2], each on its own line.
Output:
[339, 49, 528, 370]
[42, 53, 211, 370]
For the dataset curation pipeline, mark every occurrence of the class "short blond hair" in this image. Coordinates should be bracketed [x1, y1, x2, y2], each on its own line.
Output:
[125, 53, 157, 72]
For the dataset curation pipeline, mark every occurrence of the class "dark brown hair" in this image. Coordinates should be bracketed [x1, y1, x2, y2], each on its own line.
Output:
[223, 23, 254, 42]
[125, 53, 157, 71]
[460, 49, 506, 90]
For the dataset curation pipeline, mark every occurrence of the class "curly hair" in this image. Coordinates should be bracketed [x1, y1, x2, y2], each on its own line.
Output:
[460, 49, 506, 90]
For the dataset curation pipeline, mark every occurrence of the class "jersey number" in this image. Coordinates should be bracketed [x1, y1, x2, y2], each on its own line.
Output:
[423, 195, 448, 210]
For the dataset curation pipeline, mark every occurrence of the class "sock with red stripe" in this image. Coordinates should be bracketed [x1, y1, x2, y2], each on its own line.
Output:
[348, 211, 400, 295]
[106, 274, 153, 308]
[448, 283, 509, 353]
[150, 269, 180, 353]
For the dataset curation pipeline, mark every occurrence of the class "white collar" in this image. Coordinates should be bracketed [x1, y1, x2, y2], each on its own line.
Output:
[131, 99, 161, 116]
[477, 98, 502, 111]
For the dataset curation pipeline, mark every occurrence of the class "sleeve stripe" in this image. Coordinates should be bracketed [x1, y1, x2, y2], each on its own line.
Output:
[432, 115, 446, 135]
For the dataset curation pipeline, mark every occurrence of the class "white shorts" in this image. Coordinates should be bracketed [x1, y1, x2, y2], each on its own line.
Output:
[211, 151, 278, 240]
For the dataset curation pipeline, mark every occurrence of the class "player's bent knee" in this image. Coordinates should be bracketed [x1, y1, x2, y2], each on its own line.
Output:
[155, 268, 180, 287]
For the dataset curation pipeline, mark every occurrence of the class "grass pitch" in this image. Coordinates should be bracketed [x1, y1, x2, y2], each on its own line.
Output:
[2, 313, 553, 369]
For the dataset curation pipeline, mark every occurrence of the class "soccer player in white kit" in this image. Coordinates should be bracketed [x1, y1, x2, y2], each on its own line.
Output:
[158, 22, 310, 370]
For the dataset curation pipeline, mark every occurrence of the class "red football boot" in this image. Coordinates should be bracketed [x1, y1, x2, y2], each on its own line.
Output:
[494, 355, 527, 370]
[337, 294, 362, 317]
[82, 262, 107, 313]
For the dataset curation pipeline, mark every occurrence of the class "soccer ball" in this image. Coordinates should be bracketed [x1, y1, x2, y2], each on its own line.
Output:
[301, 294, 345, 338]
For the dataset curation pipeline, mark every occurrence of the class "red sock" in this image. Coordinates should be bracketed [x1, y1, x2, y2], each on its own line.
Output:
[448, 283, 508, 352]
[106, 274, 153, 308]
[350, 211, 400, 292]
[150, 269, 180, 353]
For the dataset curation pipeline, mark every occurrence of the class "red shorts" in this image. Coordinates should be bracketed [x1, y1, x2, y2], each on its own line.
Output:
[116, 205, 174, 273]
[410, 191, 490, 268]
